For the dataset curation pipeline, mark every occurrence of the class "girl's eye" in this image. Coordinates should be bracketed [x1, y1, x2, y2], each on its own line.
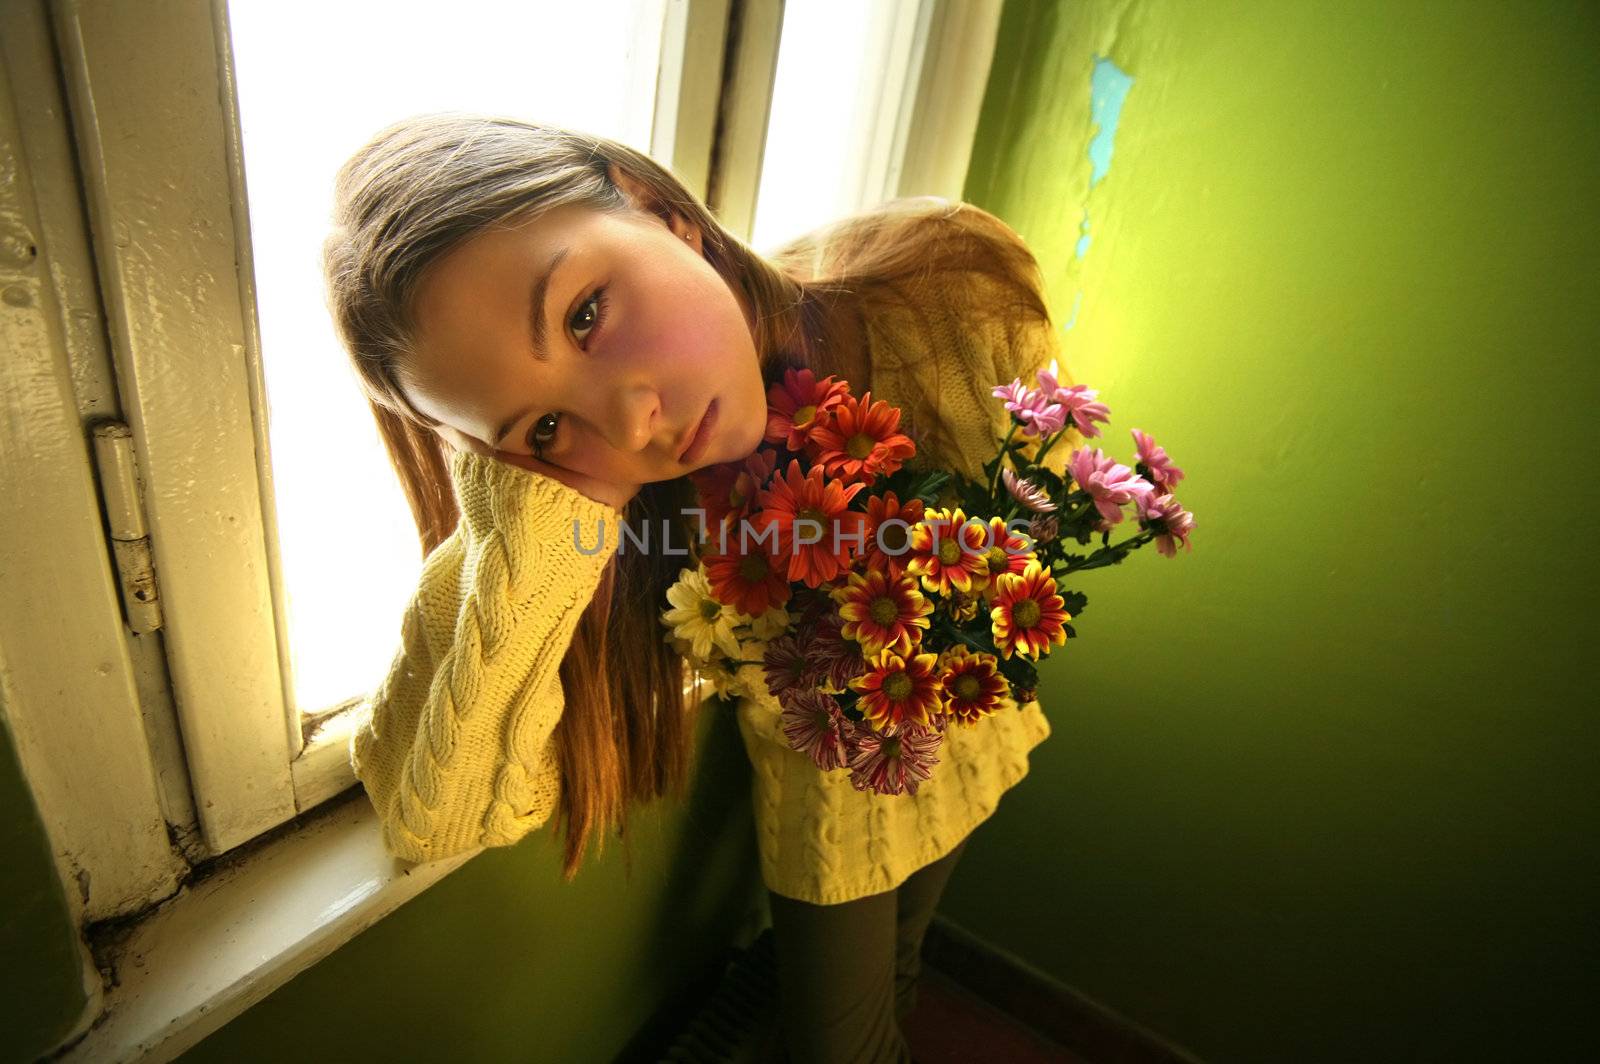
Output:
[570, 285, 610, 346]
[528, 286, 610, 456]
[527, 412, 560, 456]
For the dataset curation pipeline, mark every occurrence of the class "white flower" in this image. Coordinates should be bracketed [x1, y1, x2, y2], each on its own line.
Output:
[747, 605, 793, 641]
[660, 565, 744, 662]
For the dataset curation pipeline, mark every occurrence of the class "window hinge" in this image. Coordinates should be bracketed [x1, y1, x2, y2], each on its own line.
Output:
[90, 421, 163, 633]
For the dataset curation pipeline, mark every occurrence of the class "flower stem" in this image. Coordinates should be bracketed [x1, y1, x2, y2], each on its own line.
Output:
[988, 422, 1020, 497]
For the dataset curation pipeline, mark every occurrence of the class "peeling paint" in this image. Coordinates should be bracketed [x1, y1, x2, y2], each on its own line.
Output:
[1066, 53, 1136, 334]
[1087, 53, 1135, 187]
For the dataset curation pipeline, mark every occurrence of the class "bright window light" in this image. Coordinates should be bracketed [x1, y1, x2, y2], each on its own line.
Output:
[226, 0, 666, 715]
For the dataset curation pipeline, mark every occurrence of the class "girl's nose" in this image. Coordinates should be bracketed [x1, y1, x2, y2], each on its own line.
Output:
[602, 383, 661, 455]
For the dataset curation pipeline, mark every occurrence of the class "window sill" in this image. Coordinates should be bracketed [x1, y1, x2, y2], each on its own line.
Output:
[57, 787, 475, 1063]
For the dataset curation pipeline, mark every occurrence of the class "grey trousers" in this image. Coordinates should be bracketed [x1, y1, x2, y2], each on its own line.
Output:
[765, 833, 971, 1064]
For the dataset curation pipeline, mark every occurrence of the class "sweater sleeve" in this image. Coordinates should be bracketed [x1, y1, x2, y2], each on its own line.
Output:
[350, 449, 622, 864]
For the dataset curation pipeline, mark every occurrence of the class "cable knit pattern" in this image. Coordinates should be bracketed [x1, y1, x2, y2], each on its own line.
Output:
[351, 449, 621, 863]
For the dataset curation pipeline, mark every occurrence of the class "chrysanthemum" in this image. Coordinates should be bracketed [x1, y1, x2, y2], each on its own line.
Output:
[937, 645, 1009, 727]
[810, 611, 867, 693]
[904, 507, 991, 597]
[1001, 467, 1058, 513]
[848, 646, 945, 734]
[829, 569, 933, 658]
[1051, 382, 1112, 438]
[858, 491, 924, 583]
[1130, 428, 1186, 492]
[1135, 490, 1197, 558]
[1068, 446, 1156, 527]
[661, 565, 744, 662]
[746, 605, 793, 641]
[780, 689, 852, 771]
[846, 722, 942, 796]
[991, 379, 1067, 438]
[941, 589, 981, 623]
[703, 541, 791, 618]
[974, 515, 1037, 602]
[692, 450, 777, 549]
[755, 459, 869, 588]
[764, 368, 850, 451]
[761, 631, 823, 698]
[807, 390, 917, 486]
[989, 559, 1071, 660]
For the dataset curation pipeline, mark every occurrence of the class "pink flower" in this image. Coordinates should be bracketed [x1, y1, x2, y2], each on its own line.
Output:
[1068, 446, 1156, 527]
[991, 380, 1066, 438]
[1135, 491, 1197, 557]
[1052, 383, 1111, 438]
[1001, 467, 1058, 512]
[780, 689, 852, 770]
[1131, 428, 1186, 492]
[847, 722, 942, 796]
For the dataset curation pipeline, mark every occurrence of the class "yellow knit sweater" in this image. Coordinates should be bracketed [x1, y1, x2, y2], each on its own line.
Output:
[351, 260, 1078, 901]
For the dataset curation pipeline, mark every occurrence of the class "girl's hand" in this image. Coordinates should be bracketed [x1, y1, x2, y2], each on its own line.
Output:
[431, 423, 640, 513]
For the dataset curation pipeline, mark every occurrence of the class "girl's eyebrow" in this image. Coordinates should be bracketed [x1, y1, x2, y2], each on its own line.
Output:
[528, 244, 572, 364]
[490, 243, 573, 447]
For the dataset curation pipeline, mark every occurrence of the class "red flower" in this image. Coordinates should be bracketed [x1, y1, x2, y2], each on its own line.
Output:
[755, 459, 868, 588]
[692, 450, 776, 548]
[807, 390, 916, 486]
[703, 541, 791, 617]
[848, 646, 945, 734]
[989, 559, 1071, 659]
[764, 368, 849, 451]
[860, 491, 925, 583]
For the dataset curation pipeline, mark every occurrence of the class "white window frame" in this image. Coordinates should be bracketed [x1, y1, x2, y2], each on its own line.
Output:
[1, 0, 1002, 1056]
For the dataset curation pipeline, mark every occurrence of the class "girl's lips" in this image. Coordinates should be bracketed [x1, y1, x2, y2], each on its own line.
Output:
[678, 397, 719, 464]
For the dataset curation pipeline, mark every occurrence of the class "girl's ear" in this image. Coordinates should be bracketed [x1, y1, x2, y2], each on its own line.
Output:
[607, 161, 703, 254]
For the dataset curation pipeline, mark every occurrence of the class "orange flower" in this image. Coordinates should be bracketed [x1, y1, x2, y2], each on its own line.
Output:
[830, 569, 933, 657]
[905, 507, 991, 597]
[860, 491, 925, 583]
[937, 645, 1008, 727]
[848, 646, 945, 734]
[755, 459, 868, 589]
[808, 390, 916, 486]
[989, 559, 1071, 659]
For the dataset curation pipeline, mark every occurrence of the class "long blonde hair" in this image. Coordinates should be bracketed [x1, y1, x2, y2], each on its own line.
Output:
[322, 113, 1056, 880]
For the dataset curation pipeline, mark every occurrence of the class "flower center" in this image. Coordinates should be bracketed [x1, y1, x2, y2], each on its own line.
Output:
[1014, 599, 1041, 628]
[846, 432, 876, 459]
[953, 673, 980, 699]
[869, 596, 898, 625]
[699, 599, 723, 622]
[794, 403, 818, 428]
[738, 554, 770, 582]
[883, 671, 913, 701]
[938, 539, 962, 565]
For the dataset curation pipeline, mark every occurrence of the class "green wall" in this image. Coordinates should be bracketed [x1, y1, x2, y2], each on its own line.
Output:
[942, 1, 1598, 1061]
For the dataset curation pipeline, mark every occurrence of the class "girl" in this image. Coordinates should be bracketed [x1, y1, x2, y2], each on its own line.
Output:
[327, 113, 1078, 1063]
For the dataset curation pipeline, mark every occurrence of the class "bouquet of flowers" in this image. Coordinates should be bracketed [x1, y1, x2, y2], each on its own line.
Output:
[659, 361, 1195, 796]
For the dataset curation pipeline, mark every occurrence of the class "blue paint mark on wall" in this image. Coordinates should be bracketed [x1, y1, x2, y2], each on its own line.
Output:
[1067, 53, 1135, 334]
[1088, 54, 1134, 188]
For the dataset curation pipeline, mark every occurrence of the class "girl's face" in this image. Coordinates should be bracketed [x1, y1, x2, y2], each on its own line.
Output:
[400, 183, 768, 491]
